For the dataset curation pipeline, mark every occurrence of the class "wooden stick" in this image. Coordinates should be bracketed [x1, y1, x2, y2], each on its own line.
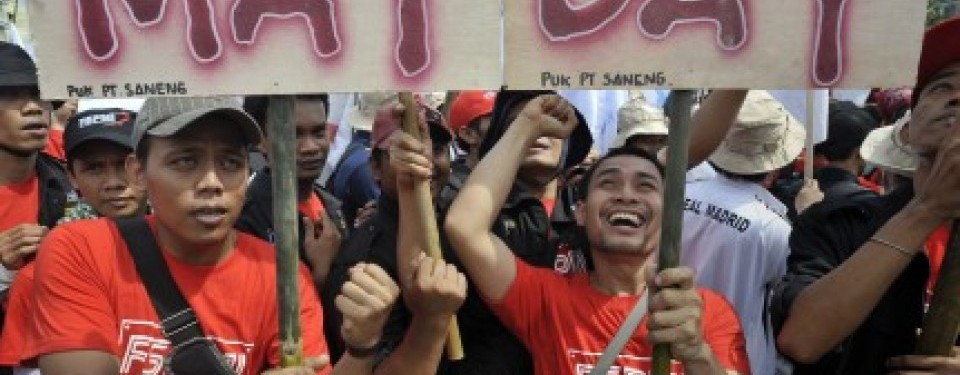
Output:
[651, 90, 697, 375]
[915, 220, 960, 355]
[267, 96, 304, 367]
[398, 92, 465, 361]
[805, 90, 816, 181]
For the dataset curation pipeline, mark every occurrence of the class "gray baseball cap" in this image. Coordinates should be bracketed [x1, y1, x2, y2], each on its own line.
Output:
[133, 96, 262, 151]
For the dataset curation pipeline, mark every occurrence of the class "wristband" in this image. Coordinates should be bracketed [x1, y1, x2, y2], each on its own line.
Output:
[345, 342, 380, 358]
[869, 236, 915, 257]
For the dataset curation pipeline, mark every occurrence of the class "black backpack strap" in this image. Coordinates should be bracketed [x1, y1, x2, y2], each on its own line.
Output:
[113, 217, 207, 348]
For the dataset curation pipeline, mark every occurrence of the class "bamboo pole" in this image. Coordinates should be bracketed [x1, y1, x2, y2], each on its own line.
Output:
[804, 90, 816, 180]
[397, 92, 465, 360]
[915, 220, 960, 355]
[651, 90, 697, 375]
[268, 96, 304, 367]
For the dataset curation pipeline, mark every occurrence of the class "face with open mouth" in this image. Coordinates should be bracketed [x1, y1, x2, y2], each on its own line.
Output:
[134, 116, 250, 250]
[0, 88, 51, 154]
[575, 155, 663, 258]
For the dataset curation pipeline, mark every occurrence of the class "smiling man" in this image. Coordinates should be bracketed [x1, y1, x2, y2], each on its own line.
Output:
[437, 95, 749, 375]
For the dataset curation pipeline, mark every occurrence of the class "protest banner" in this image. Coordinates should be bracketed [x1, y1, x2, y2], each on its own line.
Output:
[28, 0, 501, 98]
[505, 0, 927, 89]
[30, 1, 930, 98]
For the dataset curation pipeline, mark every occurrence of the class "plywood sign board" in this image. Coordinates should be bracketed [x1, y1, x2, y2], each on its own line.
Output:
[29, 0, 502, 98]
[504, 0, 928, 90]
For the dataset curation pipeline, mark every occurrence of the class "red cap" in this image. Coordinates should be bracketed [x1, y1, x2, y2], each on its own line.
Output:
[371, 103, 451, 150]
[914, 17, 960, 106]
[448, 91, 496, 132]
[371, 105, 402, 150]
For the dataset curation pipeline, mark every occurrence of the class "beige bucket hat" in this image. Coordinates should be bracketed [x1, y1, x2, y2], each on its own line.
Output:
[343, 92, 399, 131]
[860, 112, 916, 177]
[612, 97, 669, 148]
[709, 90, 806, 174]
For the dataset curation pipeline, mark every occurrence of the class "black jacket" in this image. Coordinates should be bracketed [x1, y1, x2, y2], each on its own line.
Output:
[771, 185, 928, 374]
[35, 153, 72, 228]
[236, 169, 349, 270]
[323, 178, 553, 374]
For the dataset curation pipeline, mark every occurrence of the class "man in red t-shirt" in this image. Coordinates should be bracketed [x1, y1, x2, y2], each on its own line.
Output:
[0, 42, 72, 304]
[239, 95, 347, 289]
[423, 95, 750, 375]
[26, 97, 394, 375]
[0, 107, 150, 372]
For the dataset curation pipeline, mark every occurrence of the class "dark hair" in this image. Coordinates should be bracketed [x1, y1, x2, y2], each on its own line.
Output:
[135, 136, 152, 164]
[563, 146, 664, 272]
[243, 94, 330, 135]
[814, 101, 875, 161]
[709, 162, 769, 183]
[576, 146, 665, 202]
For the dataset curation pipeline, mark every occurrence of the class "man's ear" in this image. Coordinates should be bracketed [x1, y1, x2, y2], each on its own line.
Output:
[125, 154, 147, 194]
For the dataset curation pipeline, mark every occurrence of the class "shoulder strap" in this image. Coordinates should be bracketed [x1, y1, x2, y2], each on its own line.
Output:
[589, 292, 649, 375]
[113, 217, 207, 347]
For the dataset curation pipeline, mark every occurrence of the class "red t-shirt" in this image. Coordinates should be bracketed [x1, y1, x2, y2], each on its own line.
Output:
[298, 192, 326, 223]
[541, 198, 556, 218]
[0, 175, 39, 232]
[25, 217, 331, 375]
[0, 263, 35, 367]
[925, 224, 951, 303]
[43, 129, 66, 162]
[489, 259, 751, 375]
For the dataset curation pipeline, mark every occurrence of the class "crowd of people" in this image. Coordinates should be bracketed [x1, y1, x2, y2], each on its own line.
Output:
[0, 15, 957, 375]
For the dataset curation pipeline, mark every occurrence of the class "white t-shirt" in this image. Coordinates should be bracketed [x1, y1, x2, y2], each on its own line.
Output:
[681, 164, 791, 375]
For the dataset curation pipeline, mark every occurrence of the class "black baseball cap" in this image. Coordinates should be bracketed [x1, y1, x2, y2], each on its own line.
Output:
[0, 42, 38, 88]
[64, 109, 137, 157]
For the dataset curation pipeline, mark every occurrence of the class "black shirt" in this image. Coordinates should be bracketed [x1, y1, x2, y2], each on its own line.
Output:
[324, 178, 554, 374]
[771, 185, 929, 374]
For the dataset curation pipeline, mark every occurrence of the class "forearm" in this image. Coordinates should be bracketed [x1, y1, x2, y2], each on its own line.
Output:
[396, 184, 422, 281]
[778, 201, 943, 363]
[446, 123, 533, 241]
[374, 315, 450, 375]
[687, 90, 748, 167]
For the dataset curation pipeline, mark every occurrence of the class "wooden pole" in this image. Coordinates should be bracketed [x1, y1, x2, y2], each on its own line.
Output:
[915, 220, 960, 355]
[804, 90, 816, 180]
[397, 92, 465, 360]
[268, 96, 304, 367]
[651, 90, 697, 375]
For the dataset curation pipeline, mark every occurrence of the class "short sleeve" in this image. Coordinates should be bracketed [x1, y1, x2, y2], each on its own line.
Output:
[700, 290, 751, 374]
[0, 266, 34, 366]
[485, 258, 557, 346]
[27, 223, 118, 359]
[267, 265, 331, 375]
